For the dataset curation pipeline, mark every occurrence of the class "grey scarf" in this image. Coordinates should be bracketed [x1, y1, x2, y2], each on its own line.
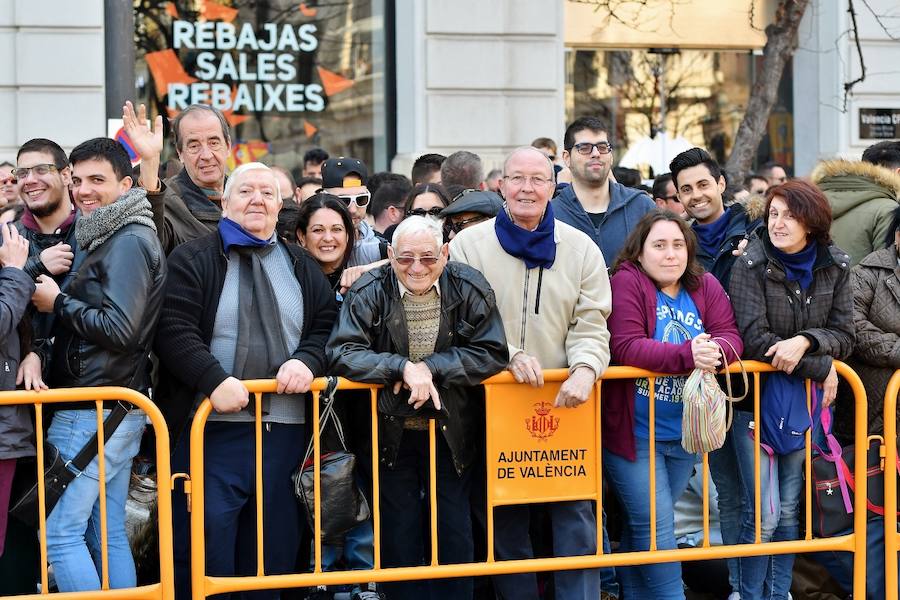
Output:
[75, 187, 156, 253]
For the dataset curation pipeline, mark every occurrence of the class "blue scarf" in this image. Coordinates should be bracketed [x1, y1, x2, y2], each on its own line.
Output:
[494, 202, 556, 269]
[219, 217, 272, 253]
[771, 239, 817, 291]
[693, 207, 732, 257]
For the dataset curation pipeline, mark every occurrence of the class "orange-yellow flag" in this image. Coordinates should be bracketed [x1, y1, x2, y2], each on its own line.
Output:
[316, 66, 354, 97]
[145, 49, 198, 99]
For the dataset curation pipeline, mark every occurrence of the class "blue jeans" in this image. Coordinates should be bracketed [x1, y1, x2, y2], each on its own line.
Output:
[492, 500, 600, 600]
[708, 429, 743, 593]
[732, 410, 805, 600]
[603, 437, 697, 600]
[45, 408, 146, 592]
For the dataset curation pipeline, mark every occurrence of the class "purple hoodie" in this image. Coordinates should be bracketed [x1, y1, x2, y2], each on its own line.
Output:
[602, 261, 743, 460]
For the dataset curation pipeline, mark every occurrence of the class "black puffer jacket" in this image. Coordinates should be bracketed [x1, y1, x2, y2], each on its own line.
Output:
[48, 223, 167, 394]
[326, 261, 508, 474]
[728, 232, 855, 410]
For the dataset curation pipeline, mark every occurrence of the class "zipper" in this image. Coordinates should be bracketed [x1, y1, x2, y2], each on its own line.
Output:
[534, 268, 544, 315]
[519, 269, 530, 350]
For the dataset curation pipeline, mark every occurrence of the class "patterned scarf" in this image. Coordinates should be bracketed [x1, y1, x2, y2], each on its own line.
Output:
[74, 187, 156, 253]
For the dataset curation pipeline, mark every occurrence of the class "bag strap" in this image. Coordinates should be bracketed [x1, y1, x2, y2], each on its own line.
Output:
[812, 403, 854, 515]
[711, 337, 748, 432]
[302, 376, 344, 467]
[69, 402, 131, 472]
[711, 337, 748, 402]
[65, 351, 148, 472]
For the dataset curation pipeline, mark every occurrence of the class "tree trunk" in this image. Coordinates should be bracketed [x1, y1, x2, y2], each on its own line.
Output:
[725, 0, 810, 185]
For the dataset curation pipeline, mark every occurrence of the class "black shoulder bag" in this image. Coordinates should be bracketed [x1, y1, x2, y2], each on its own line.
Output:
[9, 401, 133, 527]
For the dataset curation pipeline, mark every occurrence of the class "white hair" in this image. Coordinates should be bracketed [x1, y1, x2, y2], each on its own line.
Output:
[391, 215, 443, 250]
[502, 146, 554, 178]
[222, 162, 282, 204]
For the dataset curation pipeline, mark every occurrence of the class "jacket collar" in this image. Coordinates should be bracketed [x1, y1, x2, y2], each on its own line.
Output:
[557, 179, 643, 217]
[749, 231, 849, 276]
[857, 246, 900, 272]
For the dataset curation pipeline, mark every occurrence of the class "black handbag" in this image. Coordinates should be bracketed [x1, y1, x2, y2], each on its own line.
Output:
[809, 406, 900, 537]
[9, 402, 132, 527]
[292, 377, 370, 546]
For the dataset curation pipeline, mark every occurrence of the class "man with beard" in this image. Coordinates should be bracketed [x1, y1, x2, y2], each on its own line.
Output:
[12, 138, 82, 390]
[552, 117, 655, 266]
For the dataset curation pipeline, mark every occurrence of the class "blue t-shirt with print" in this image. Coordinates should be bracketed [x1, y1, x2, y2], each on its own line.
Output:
[634, 287, 705, 441]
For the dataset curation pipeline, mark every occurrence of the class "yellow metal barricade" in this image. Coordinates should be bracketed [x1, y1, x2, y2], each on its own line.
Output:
[884, 370, 900, 596]
[183, 362, 869, 599]
[0, 387, 174, 600]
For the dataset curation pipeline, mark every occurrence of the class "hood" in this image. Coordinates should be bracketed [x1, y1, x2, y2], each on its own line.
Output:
[811, 159, 900, 218]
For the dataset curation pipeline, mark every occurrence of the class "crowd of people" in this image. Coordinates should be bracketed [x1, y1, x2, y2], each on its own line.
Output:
[0, 102, 898, 600]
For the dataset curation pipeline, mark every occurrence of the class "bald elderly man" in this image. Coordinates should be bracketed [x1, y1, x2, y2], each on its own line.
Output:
[155, 162, 337, 599]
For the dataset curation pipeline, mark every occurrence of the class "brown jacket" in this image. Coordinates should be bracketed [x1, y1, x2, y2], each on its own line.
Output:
[838, 247, 900, 437]
[147, 168, 222, 255]
[728, 233, 854, 399]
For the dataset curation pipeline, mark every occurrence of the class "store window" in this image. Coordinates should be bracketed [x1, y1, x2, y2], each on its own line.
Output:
[565, 48, 793, 177]
[133, 0, 387, 176]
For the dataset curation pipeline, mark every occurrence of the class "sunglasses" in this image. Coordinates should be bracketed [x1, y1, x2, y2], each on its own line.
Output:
[407, 207, 444, 218]
[393, 255, 441, 267]
[338, 191, 371, 208]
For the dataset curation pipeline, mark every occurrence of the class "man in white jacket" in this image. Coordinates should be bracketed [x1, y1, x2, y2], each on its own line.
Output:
[450, 146, 613, 600]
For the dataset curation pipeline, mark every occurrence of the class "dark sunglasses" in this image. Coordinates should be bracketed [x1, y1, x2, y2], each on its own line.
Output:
[393, 255, 441, 267]
[407, 207, 443, 218]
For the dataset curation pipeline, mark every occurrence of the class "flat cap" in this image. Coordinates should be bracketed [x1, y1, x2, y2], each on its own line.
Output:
[440, 190, 504, 218]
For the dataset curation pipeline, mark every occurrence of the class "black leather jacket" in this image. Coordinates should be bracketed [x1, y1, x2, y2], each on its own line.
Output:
[326, 261, 508, 474]
[48, 223, 167, 394]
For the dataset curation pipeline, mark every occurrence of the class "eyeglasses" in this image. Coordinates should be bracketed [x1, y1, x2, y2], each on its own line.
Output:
[407, 207, 443, 218]
[449, 214, 489, 233]
[569, 142, 614, 155]
[662, 195, 680, 203]
[503, 175, 554, 188]
[393, 255, 441, 267]
[11, 164, 60, 179]
[337, 192, 370, 208]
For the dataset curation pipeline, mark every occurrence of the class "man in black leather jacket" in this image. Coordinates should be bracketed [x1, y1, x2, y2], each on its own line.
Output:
[30, 137, 166, 592]
[327, 215, 508, 600]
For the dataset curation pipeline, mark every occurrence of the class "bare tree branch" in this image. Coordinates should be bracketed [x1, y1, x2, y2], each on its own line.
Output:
[843, 0, 866, 112]
[859, 0, 900, 40]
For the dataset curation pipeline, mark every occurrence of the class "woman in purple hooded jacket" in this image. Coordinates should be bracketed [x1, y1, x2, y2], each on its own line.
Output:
[601, 210, 743, 600]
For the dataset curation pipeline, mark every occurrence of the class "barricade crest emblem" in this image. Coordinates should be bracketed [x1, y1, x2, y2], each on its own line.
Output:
[525, 401, 559, 440]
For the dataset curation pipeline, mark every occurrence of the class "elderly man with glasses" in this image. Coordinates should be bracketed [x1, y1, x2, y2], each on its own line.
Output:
[328, 215, 508, 600]
[451, 146, 613, 600]
[552, 116, 655, 266]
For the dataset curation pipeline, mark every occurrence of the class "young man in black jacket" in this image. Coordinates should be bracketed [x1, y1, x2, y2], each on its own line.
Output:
[30, 137, 166, 592]
[154, 162, 337, 600]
